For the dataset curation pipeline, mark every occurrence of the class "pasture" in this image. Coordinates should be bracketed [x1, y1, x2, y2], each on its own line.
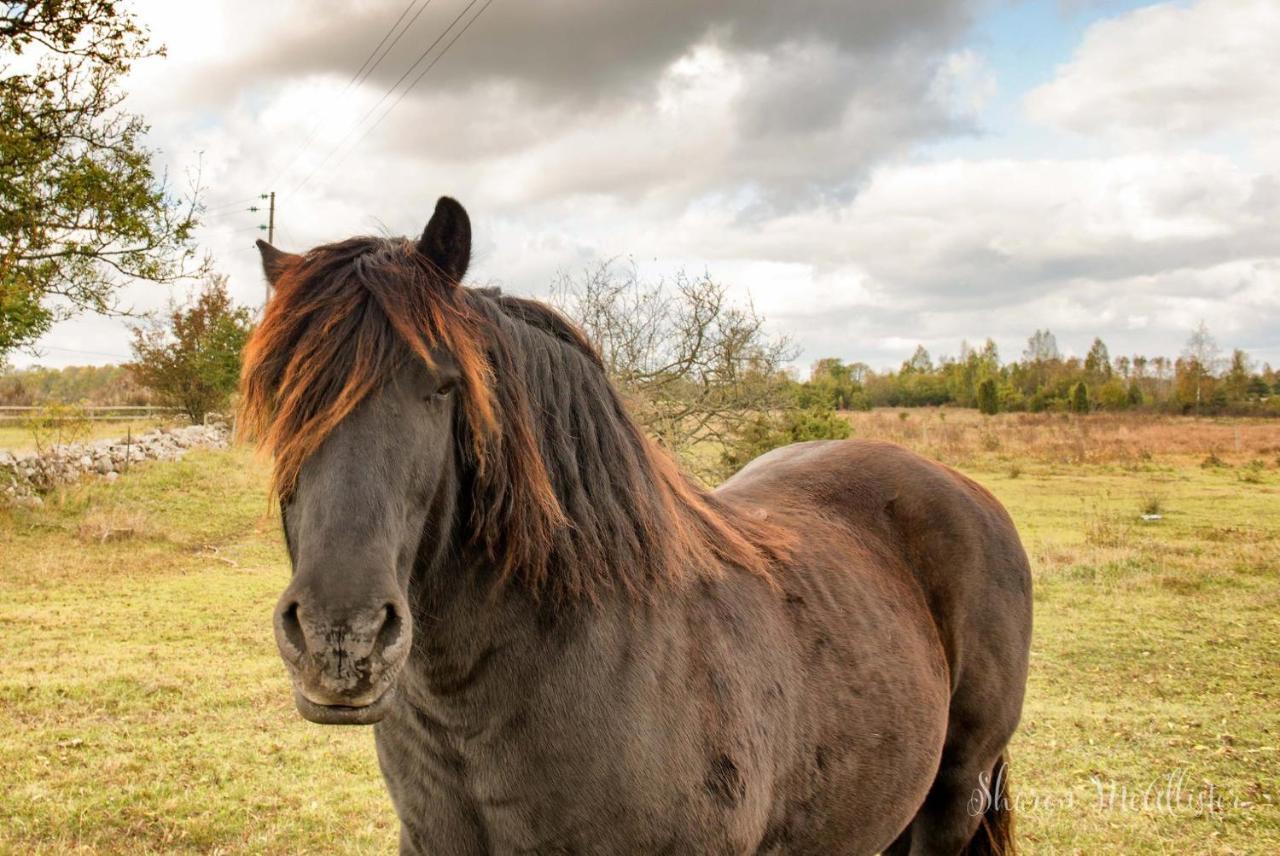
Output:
[0, 419, 168, 456]
[1, 412, 1277, 854]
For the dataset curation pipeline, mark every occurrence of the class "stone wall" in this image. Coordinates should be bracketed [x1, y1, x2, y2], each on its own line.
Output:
[1, 424, 230, 506]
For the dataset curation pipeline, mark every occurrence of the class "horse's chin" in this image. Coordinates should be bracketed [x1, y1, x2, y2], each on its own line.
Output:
[292, 686, 396, 725]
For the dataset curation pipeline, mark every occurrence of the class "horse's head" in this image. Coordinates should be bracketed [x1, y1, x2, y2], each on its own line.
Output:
[242, 197, 785, 726]
[243, 198, 489, 725]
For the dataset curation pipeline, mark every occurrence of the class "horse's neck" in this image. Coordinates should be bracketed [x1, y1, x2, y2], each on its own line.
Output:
[400, 564, 570, 723]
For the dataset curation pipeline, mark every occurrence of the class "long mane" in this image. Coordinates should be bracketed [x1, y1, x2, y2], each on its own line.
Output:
[239, 236, 790, 602]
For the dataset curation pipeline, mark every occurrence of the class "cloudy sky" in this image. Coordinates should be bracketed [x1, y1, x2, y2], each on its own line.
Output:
[17, 0, 1280, 371]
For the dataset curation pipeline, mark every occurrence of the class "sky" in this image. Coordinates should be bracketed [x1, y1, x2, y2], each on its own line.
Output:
[14, 0, 1280, 372]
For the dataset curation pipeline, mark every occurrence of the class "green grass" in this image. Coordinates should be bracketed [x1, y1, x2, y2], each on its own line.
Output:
[0, 420, 166, 455]
[1, 447, 1277, 853]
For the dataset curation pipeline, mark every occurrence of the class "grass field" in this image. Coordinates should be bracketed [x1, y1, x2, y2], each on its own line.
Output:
[1, 412, 1277, 854]
[0, 420, 170, 455]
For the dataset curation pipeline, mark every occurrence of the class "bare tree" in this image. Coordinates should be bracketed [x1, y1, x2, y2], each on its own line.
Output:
[552, 260, 796, 483]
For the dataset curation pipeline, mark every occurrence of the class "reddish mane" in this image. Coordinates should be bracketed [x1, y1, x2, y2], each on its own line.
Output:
[239, 236, 790, 601]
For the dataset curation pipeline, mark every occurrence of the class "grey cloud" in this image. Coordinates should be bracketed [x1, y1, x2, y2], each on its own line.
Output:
[165, 0, 978, 208]
[242, 0, 970, 103]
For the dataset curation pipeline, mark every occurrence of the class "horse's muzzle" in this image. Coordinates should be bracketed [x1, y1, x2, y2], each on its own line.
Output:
[273, 594, 411, 725]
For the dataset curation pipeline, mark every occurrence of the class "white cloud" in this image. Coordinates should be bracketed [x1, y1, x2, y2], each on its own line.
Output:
[1027, 0, 1280, 151]
[11, 0, 1280, 371]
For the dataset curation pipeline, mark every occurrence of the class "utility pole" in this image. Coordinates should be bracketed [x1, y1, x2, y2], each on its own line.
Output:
[256, 191, 277, 306]
[266, 191, 276, 245]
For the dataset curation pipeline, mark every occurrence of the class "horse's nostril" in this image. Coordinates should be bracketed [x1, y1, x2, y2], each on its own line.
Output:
[279, 601, 307, 656]
[374, 603, 403, 657]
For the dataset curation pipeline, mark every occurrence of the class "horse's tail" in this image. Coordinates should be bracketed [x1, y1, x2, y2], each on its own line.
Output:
[963, 753, 1016, 856]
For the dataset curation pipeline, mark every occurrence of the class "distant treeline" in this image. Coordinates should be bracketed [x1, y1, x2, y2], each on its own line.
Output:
[4, 324, 1275, 418]
[0, 364, 156, 406]
[790, 326, 1280, 416]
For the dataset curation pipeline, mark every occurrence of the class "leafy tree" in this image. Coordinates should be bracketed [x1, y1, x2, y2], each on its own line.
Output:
[1084, 337, 1112, 381]
[976, 377, 998, 415]
[802, 357, 868, 410]
[1097, 378, 1130, 410]
[0, 363, 152, 405]
[1224, 349, 1252, 401]
[129, 276, 253, 422]
[1, 1, 203, 358]
[901, 345, 934, 374]
[1071, 382, 1090, 414]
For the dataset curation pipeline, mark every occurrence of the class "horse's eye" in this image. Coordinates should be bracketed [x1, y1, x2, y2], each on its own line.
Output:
[433, 382, 457, 399]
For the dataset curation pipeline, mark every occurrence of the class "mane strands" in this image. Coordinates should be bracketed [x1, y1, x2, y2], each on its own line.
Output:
[239, 238, 790, 604]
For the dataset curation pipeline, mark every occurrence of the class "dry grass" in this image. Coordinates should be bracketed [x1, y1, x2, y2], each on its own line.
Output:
[0, 428, 1277, 854]
[843, 408, 1280, 468]
[0, 419, 170, 455]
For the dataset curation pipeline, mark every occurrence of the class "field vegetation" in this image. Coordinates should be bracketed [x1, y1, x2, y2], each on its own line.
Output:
[0, 419, 168, 456]
[1, 412, 1276, 854]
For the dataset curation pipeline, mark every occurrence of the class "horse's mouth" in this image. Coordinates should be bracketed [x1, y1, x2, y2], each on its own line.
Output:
[292, 686, 396, 725]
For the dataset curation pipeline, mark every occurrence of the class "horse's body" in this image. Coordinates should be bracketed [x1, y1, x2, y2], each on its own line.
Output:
[242, 198, 1032, 855]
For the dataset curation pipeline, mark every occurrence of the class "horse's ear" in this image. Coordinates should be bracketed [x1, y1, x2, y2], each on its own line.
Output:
[416, 196, 470, 284]
[256, 239, 300, 288]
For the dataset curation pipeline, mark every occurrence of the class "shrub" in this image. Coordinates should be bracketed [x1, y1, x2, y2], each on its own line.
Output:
[1201, 451, 1227, 469]
[23, 402, 91, 454]
[1071, 382, 1090, 414]
[720, 407, 851, 474]
[977, 378, 999, 415]
[129, 276, 254, 423]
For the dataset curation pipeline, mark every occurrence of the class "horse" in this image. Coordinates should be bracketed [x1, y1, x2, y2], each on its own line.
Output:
[239, 197, 1032, 855]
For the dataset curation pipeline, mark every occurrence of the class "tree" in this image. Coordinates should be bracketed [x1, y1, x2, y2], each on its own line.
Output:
[129, 276, 253, 422]
[1071, 382, 1090, 414]
[552, 260, 799, 482]
[902, 345, 934, 374]
[1183, 321, 1221, 371]
[1097, 378, 1129, 410]
[1, 1, 203, 359]
[1022, 329, 1060, 363]
[1224, 349, 1252, 401]
[1084, 337, 1112, 381]
[976, 378, 999, 415]
[1178, 322, 1221, 413]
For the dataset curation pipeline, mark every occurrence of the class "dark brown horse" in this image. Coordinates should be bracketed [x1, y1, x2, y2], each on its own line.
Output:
[240, 197, 1032, 855]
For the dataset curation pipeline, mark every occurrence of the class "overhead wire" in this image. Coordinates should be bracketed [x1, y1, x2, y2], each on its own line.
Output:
[292, 0, 490, 194]
[352, 0, 493, 155]
[267, 0, 432, 189]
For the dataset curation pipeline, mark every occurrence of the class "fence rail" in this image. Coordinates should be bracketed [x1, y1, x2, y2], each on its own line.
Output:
[0, 405, 183, 424]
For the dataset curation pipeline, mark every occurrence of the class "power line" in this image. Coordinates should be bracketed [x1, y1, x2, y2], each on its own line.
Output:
[293, 0, 489, 194]
[268, 0, 432, 189]
[350, 0, 427, 91]
[36, 345, 133, 360]
[351, 0, 438, 93]
[201, 197, 257, 213]
[355, 0, 493, 155]
[200, 207, 260, 222]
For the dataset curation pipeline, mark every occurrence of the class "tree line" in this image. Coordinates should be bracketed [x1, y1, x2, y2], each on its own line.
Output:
[791, 326, 1279, 417]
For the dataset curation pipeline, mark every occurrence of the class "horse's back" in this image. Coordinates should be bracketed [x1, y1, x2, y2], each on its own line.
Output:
[722, 438, 1031, 684]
